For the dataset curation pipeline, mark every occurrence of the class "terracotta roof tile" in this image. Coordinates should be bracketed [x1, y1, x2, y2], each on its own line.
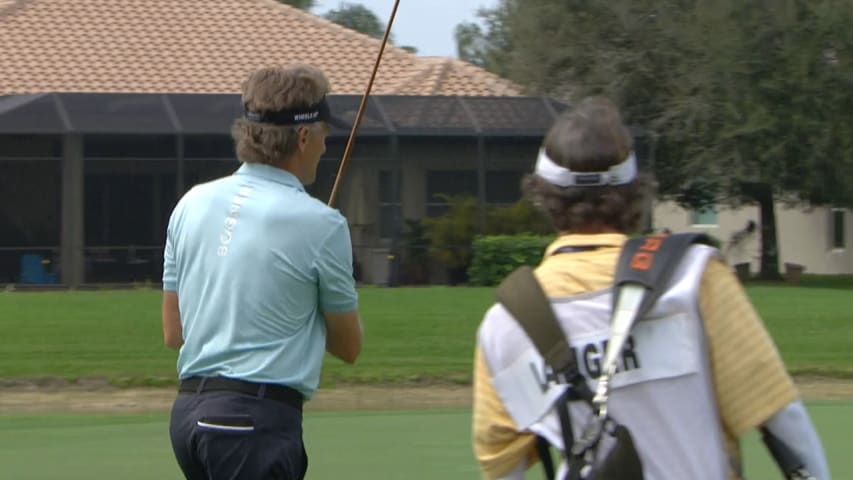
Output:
[394, 57, 521, 97]
[0, 0, 522, 96]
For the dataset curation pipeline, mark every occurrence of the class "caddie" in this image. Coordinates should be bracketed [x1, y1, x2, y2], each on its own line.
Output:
[471, 97, 829, 479]
[162, 64, 363, 480]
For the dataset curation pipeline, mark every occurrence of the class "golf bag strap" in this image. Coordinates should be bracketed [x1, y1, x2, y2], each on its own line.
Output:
[535, 389, 575, 480]
[555, 388, 575, 461]
[613, 233, 714, 320]
[496, 266, 587, 393]
[536, 436, 556, 480]
[497, 267, 590, 480]
[592, 233, 714, 408]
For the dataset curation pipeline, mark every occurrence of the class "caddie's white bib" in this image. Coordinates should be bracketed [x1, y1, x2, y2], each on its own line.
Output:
[478, 245, 730, 480]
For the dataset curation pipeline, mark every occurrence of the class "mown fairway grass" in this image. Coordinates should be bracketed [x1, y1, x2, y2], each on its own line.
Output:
[743, 285, 853, 375]
[0, 287, 494, 386]
[1, 278, 852, 386]
[1, 401, 850, 479]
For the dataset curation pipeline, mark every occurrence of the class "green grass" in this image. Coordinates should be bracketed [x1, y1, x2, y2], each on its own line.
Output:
[326, 287, 493, 384]
[0, 402, 848, 479]
[0, 287, 495, 386]
[745, 285, 853, 376]
[0, 281, 851, 386]
[748, 274, 853, 290]
[1, 281, 848, 478]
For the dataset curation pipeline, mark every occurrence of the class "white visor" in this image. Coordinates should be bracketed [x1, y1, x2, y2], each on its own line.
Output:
[534, 148, 638, 187]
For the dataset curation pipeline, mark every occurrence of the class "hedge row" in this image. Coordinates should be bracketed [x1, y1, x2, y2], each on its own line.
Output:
[467, 235, 554, 286]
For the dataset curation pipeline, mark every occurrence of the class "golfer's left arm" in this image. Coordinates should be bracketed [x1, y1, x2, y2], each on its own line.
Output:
[317, 217, 361, 363]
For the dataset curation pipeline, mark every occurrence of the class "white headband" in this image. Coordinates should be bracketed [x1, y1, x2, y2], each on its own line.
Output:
[534, 148, 637, 187]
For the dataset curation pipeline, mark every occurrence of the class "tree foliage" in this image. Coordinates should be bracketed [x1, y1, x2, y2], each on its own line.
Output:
[275, 0, 315, 10]
[454, 22, 486, 67]
[322, 2, 417, 51]
[453, 7, 512, 77]
[459, 0, 853, 277]
[324, 2, 389, 41]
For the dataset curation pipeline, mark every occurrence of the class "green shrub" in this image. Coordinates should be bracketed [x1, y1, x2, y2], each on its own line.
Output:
[467, 235, 555, 286]
[421, 195, 480, 278]
[704, 233, 723, 249]
[401, 219, 430, 284]
[486, 199, 552, 235]
[421, 196, 555, 284]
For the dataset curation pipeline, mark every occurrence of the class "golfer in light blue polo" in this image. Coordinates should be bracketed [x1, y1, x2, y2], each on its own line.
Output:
[161, 64, 363, 480]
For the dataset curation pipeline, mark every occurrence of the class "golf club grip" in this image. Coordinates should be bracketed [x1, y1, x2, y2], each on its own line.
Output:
[760, 427, 816, 480]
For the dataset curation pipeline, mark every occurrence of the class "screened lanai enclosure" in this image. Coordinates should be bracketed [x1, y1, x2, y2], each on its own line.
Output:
[0, 92, 652, 287]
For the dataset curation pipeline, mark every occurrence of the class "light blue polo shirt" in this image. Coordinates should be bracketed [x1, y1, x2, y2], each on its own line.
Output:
[162, 162, 358, 399]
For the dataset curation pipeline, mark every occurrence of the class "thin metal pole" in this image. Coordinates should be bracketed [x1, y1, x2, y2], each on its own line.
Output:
[327, 0, 401, 207]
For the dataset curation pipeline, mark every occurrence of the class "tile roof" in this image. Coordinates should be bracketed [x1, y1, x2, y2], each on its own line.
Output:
[394, 57, 521, 97]
[0, 0, 523, 96]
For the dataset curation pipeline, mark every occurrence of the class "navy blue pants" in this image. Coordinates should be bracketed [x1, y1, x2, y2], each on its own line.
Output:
[169, 390, 307, 480]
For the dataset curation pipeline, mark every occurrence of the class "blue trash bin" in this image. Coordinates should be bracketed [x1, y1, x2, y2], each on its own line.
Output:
[19, 254, 58, 284]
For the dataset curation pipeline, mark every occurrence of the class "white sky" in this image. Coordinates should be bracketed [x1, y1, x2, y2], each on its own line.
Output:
[312, 0, 499, 58]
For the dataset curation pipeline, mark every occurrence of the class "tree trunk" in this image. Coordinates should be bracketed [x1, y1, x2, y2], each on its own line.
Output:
[741, 182, 783, 280]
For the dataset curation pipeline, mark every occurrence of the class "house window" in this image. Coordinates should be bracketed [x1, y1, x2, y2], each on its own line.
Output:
[424, 170, 525, 215]
[425, 170, 477, 216]
[690, 207, 718, 226]
[485, 171, 524, 205]
[0, 134, 63, 158]
[831, 208, 845, 249]
[183, 135, 234, 159]
[83, 134, 176, 158]
[378, 170, 402, 239]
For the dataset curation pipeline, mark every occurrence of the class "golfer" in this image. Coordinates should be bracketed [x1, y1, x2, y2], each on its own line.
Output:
[162, 64, 363, 480]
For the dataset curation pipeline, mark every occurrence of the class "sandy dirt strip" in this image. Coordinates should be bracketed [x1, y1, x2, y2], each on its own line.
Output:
[1, 376, 850, 414]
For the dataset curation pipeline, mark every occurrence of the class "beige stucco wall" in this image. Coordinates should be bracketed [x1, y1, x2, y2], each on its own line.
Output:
[653, 201, 853, 275]
[775, 205, 853, 275]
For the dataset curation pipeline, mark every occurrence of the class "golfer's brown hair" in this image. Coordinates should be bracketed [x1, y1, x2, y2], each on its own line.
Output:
[232, 64, 331, 165]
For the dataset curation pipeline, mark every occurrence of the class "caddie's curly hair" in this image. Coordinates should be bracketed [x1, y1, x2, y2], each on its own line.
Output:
[522, 97, 656, 234]
[232, 64, 331, 165]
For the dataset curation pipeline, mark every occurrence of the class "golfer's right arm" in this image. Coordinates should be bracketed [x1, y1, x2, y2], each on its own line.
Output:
[318, 218, 362, 364]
